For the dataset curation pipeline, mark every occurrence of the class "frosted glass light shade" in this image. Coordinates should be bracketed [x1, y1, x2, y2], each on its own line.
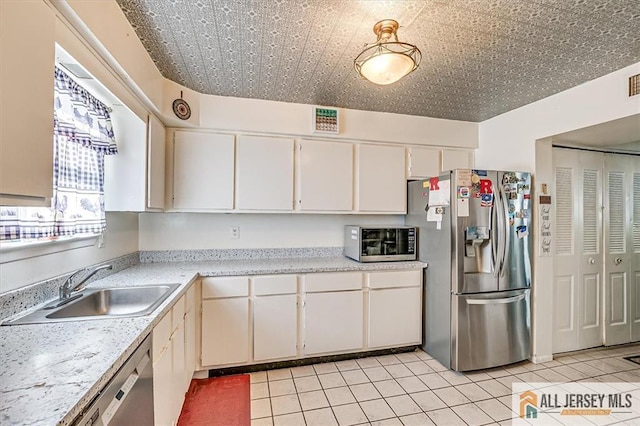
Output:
[359, 52, 416, 85]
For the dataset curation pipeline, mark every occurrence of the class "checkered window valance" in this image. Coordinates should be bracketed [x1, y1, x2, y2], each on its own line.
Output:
[0, 66, 118, 241]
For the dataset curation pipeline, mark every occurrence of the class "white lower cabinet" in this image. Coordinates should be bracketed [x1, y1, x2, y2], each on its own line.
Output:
[198, 269, 422, 369]
[201, 277, 250, 367]
[303, 272, 364, 356]
[304, 291, 364, 355]
[253, 275, 298, 361]
[367, 270, 423, 348]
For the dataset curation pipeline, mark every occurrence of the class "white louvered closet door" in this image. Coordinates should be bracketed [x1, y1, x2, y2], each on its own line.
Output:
[603, 155, 633, 346]
[632, 157, 640, 342]
[552, 148, 604, 353]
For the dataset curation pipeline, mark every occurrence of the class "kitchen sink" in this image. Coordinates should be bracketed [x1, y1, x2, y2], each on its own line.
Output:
[4, 284, 181, 325]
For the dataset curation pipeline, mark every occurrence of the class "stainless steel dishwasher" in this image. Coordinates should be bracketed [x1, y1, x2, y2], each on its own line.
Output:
[71, 335, 154, 425]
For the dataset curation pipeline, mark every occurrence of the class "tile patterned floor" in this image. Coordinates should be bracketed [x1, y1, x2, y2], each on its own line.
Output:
[249, 344, 640, 426]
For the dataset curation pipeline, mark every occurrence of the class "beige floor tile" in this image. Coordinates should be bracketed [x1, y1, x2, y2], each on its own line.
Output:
[364, 366, 393, 382]
[251, 397, 272, 419]
[298, 389, 330, 411]
[374, 379, 407, 398]
[319, 372, 348, 389]
[475, 398, 513, 422]
[294, 375, 322, 393]
[269, 379, 296, 397]
[251, 382, 270, 400]
[439, 369, 472, 386]
[455, 382, 493, 402]
[251, 371, 268, 383]
[332, 402, 369, 426]
[360, 398, 396, 422]
[405, 361, 434, 375]
[385, 364, 413, 379]
[396, 352, 421, 363]
[290, 365, 317, 378]
[357, 357, 382, 369]
[372, 417, 403, 426]
[268, 368, 292, 381]
[535, 368, 570, 382]
[417, 373, 451, 390]
[342, 369, 371, 385]
[385, 394, 422, 417]
[377, 355, 402, 366]
[273, 412, 305, 426]
[350, 383, 382, 402]
[314, 362, 339, 375]
[270, 394, 301, 416]
[303, 407, 339, 426]
[409, 390, 447, 411]
[474, 379, 512, 398]
[251, 417, 274, 426]
[396, 376, 429, 394]
[425, 407, 465, 426]
[451, 403, 493, 426]
[399, 412, 435, 425]
[325, 386, 357, 406]
[336, 359, 361, 371]
[425, 359, 448, 373]
[433, 386, 471, 406]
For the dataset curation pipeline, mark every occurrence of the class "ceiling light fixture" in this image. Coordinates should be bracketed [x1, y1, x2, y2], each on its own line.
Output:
[354, 19, 421, 85]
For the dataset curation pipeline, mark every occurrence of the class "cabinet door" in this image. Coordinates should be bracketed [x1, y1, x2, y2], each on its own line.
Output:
[356, 144, 406, 212]
[172, 321, 186, 421]
[184, 302, 196, 389]
[201, 298, 249, 366]
[298, 139, 353, 211]
[304, 291, 363, 355]
[236, 135, 294, 210]
[407, 147, 440, 179]
[369, 287, 422, 348]
[153, 340, 173, 426]
[441, 149, 473, 171]
[254, 294, 297, 361]
[147, 114, 166, 209]
[0, 0, 54, 206]
[173, 131, 235, 210]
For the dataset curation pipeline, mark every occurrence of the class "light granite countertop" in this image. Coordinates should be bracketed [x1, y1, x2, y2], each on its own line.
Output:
[0, 256, 426, 425]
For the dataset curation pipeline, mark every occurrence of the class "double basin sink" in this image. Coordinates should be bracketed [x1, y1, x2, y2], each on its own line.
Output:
[5, 284, 180, 325]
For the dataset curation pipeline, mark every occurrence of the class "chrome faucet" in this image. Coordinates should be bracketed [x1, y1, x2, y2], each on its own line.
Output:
[59, 264, 113, 301]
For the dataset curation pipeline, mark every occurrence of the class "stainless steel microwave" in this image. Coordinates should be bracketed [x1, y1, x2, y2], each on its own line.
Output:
[344, 226, 417, 262]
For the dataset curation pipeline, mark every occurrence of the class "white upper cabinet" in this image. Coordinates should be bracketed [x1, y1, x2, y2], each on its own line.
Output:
[407, 147, 441, 179]
[356, 144, 406, 213]
[147, 114, 166, 210]
[172, 131, 235, 210]
[297, 139, 353, 212]
[0, 0, 55, 206]
[441, 149, 474, 171]
[236, 135, 294, 211]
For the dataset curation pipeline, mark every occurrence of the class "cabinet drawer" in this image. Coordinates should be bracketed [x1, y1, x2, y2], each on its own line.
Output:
[367, 270, 422, 289]
[152, 312, 172, 362]
[202, 276, 249, 298]
[253, 275, 297, 296]
[304, 272, 362, 292]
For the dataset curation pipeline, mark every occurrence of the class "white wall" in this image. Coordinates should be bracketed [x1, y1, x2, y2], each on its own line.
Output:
[0, 213, 138, 293]
[476, 61, 640, 362]
[477, 62, 640, 172]
[138, 213, 403, 250]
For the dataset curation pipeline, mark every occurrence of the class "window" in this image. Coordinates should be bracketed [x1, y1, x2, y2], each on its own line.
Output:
[0, 66, 117, 242]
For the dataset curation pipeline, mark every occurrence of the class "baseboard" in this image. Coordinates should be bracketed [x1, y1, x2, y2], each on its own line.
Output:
[531, 354, 553, 364]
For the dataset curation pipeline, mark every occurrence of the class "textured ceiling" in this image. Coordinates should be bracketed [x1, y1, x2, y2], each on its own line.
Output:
[116, 0, 640, 122]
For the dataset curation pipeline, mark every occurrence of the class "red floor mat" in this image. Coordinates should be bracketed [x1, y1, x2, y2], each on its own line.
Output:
[177, 375, 250, 426]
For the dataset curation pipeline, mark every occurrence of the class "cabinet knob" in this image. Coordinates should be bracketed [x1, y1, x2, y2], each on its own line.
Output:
[588, 257, 595, 264]
[615, 257, 623, 265]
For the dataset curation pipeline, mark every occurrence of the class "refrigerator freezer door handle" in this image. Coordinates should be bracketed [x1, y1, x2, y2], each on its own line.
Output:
[465, 293, 526, 305]
[491, 192, 498, 277]
[498, 183, 510, 277]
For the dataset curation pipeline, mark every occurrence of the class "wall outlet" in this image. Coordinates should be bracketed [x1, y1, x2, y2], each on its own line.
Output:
[97, 233, 106, 248]
[230, 226, 240, 239]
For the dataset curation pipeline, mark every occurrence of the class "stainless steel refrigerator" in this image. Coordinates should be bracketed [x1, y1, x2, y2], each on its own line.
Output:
[406, 169, 531, 371]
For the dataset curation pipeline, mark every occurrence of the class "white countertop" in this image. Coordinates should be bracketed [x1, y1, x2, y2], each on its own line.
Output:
[0, 257, 426, 425]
